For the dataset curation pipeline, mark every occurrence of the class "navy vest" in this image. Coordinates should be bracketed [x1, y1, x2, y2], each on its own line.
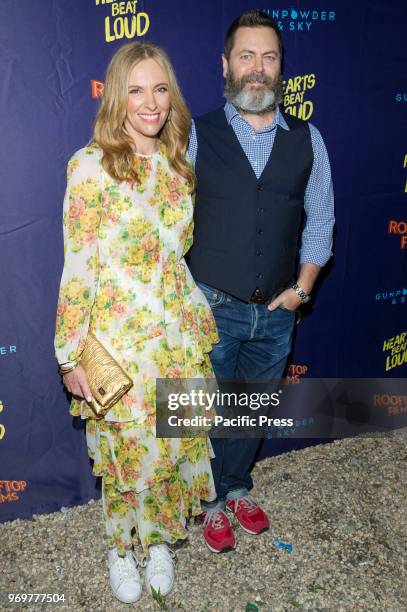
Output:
[187, 108, 314, 302]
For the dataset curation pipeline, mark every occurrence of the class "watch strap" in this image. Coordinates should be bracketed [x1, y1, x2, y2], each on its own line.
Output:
[291, 283, 311, 304]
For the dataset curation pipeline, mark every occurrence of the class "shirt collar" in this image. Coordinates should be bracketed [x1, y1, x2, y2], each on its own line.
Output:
[224, 101, 290, 132]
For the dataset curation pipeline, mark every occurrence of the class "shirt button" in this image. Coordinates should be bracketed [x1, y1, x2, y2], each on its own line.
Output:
[252, 135, 256, 140]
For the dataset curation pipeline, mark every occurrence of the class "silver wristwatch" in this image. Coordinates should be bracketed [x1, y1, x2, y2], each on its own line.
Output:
[291, 283, 311, 304]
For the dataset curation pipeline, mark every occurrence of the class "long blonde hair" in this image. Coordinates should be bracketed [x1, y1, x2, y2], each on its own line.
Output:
[93, 42, 195, 191]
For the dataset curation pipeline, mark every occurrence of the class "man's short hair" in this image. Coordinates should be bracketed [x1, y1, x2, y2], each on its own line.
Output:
[224, 9, 284, 66]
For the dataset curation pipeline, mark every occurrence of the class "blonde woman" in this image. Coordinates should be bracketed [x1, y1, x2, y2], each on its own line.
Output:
[55, 42, 218, 603]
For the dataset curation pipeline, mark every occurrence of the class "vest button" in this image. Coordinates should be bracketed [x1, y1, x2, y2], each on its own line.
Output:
[257, 185, 263, 191]
[257, 229, 263, 235]
[256, 273, 263, 279]
[256, 250, 263, 256]
[257, 207, 265, 213]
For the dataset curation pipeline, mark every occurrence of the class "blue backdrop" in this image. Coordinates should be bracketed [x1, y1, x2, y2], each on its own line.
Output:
[1, 0, 406, 521]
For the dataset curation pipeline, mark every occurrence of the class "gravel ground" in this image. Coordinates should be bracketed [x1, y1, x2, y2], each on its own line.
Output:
[1, 429, 407, 612]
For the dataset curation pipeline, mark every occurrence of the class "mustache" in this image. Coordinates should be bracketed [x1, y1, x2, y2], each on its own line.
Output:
[239, 73, 274, 86]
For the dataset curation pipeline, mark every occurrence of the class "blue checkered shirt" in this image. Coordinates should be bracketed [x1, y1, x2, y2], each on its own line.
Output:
[188, 102, 334, 266]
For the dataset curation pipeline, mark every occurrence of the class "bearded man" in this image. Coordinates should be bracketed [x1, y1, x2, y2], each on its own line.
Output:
[187, 10, 335, 553]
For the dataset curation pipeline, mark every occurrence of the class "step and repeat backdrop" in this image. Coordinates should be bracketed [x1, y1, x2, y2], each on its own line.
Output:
[1, 0, 406, 521]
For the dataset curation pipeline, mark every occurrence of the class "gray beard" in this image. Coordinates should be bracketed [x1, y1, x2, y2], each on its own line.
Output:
[224, 71, 283, 115]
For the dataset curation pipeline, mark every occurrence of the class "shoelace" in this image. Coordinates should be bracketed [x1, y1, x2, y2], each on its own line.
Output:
[115, 553, 139, 582]
[135, 553, 147, 569]
[203, 509, 228, 530]
[231, 496, 258, 512]
[140, 545, 176, 573]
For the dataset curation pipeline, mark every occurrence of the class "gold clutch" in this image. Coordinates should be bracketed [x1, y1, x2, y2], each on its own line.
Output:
[79, 333, 133, 418]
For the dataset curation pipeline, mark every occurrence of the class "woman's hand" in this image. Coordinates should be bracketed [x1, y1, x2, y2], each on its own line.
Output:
[62, 364, 92, 402]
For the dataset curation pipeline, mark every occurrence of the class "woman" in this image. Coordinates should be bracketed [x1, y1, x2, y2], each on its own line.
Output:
[55, 42, 218, 604]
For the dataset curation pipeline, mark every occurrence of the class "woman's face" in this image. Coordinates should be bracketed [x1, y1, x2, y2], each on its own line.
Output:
[124, 58, 171, 151]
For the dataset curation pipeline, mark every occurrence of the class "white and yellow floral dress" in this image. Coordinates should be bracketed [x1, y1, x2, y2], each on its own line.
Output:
[55, 143, 219, 554]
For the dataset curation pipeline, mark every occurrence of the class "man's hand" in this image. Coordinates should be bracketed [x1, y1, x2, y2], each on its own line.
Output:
[268, 263, 322, 312]
[268, 288, 301, 312]
[62, 364, 92, 402]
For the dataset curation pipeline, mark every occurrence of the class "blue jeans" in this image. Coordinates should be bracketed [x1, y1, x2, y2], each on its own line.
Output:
[198, 281, 295, 510]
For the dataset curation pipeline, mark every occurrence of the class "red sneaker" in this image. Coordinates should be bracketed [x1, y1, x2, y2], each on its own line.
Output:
[226, 496, 269, 534]
[201, 509, 236, 553]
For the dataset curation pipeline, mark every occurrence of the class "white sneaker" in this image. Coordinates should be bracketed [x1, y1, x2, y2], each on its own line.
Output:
[145, 543, 175, 597]
[108, 548, 142, 603]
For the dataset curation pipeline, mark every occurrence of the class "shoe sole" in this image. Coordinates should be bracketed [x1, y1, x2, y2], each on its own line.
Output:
[236, 524, 269, 535]
[204, 540, 236, 553]
[113, 593, 142, 604]
[110, 582, 142, 604]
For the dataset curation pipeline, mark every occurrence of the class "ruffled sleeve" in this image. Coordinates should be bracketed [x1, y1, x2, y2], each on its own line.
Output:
[54, 146, 104, 366]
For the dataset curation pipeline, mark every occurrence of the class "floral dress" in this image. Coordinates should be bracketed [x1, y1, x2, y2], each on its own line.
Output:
[55, 143, 219, 554]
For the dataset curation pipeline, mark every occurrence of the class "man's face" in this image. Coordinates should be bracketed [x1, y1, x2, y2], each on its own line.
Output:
[222, 26, 283, 114]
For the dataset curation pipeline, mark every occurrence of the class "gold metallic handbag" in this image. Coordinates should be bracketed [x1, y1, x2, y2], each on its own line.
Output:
[79, 333, 133, 418]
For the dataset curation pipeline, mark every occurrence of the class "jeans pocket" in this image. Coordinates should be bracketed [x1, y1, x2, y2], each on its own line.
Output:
[197, 281, 224, 308]
[276, 305, 296, 313]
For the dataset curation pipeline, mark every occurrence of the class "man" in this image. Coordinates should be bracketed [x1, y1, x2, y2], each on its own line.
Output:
[187, 10, 334, 553]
